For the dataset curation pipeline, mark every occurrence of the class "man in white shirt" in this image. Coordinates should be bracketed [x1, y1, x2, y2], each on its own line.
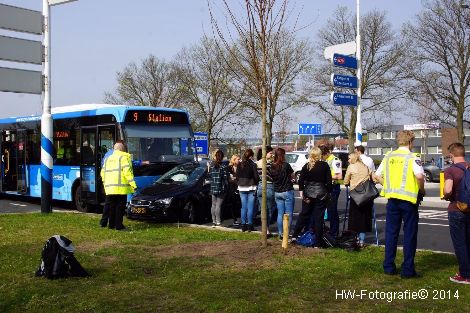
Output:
[355, 145, 375, 172]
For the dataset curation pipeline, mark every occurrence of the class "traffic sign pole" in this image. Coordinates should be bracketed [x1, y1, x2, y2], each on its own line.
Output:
[355, 0, 362, 146]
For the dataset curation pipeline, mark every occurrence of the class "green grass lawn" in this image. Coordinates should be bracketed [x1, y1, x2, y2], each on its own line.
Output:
[0, 212, 468, 313]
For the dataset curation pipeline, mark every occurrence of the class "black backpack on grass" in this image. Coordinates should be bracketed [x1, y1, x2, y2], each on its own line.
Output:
[35, 235, 89, 279]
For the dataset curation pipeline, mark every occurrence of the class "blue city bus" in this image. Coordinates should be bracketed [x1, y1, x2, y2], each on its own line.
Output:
[0, 104, 194, 211]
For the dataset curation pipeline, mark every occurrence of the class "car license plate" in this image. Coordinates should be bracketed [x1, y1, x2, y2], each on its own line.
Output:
[131, 207, 147, 214]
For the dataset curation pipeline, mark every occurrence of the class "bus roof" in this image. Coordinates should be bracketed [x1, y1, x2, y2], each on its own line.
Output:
[0, 104, 189, 124]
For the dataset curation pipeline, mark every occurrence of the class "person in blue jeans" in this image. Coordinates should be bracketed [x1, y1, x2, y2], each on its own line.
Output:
[443, 142, 470, 284]
[236, 149, 259, 232]
[256, 146, 275, 235]
[271, 148, 295, 239]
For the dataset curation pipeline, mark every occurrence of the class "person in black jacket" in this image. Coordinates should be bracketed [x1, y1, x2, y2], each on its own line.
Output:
[236, 149, 259, 232]
[271, 148, 295, 239]
[293, 147, 332, 247]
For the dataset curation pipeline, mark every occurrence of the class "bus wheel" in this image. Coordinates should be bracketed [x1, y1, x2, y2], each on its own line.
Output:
[73, 185, 88, 212]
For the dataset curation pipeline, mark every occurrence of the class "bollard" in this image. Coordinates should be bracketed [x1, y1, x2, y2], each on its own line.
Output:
[282, 213, 289, 249]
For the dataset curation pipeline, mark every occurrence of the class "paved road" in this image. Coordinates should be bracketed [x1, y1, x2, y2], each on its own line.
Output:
[0, 183, 455, 253]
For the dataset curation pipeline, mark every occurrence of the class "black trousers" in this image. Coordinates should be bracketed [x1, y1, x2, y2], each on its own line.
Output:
[106, 194, 127, 230]
[293, 197, 327, 247]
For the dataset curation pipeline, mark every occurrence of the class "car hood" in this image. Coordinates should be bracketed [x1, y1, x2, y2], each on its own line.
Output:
[135, 182, 197, 199]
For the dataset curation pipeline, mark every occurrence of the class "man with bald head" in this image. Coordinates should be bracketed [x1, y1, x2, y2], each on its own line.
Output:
[100, 141, 137, 230]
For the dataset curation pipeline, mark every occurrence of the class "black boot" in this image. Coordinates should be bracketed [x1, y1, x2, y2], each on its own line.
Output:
[247, 224, 254, 232]
[242, 224, 247, 232]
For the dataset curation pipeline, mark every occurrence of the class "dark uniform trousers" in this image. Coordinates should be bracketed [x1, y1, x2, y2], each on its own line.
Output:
[383, 198, 419, 277]
[106, 194, 127, 230]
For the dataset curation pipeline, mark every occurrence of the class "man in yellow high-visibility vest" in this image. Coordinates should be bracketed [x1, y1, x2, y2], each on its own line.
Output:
[375, 130, 425, 278]
[100, 141, 137, 231]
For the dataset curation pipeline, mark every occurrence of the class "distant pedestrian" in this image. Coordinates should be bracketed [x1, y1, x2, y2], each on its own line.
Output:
[374, 130, 425, 278]
[271, 148, 295, 240]
[100, 141, 137, 231]
[292, 147, 332, 247]
[355, 145, 375, 172]
[443, 142, 470, 284]
[344, 152, 374, 248]
[236, 149, 259, 232]
[208, 150, 229, 227]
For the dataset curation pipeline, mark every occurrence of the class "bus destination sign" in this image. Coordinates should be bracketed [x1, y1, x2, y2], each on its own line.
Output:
[125, 110, 188, 125]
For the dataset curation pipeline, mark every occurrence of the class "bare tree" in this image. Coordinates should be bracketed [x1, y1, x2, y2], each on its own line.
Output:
[403, 0, 470, 143]
[209, 0, 299, 247]
[276, 111, 294, 144]
[233, 31, 312, 145]
[104, 55, 182, 107]
[173, 37, 240, 148]
[307, 7, 406, 150]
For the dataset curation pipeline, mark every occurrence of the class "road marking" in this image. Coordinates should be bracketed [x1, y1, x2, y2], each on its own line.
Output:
[9, 203, 27, 207]
[376, 219, 448, 227]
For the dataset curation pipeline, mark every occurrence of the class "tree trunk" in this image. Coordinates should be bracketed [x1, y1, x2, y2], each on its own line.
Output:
[260, 94, 268, 247]
[266, 122, 273, 147]
[457, 99, 465, 144]
[348, 108, 357, 151]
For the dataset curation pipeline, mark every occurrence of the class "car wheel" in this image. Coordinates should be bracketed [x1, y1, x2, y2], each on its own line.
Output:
[184, 201, 197, 224]
[424, 171, 432, 182]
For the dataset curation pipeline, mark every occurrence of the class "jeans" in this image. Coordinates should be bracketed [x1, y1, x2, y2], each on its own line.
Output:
[240, 191, 255, 225]
[383, 198, 419, 277]
[211, 194, 225, 224]
[257, 183, 275, 225]
[448, 211, 470, 278]
[327, 184, 341, 237]
[275, 190, 295, 236]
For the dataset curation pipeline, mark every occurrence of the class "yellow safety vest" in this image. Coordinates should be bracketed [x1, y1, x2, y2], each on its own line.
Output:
[326, 154, 340, 180]
[100, 150, 137, 195]
[380, 148, 419, 204]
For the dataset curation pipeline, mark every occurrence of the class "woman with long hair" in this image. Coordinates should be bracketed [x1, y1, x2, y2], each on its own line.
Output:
[292, 147, 332, 247]
[271, 148, 295, 239]
[256, 146, 275, 235]
[344, 152, 374, 247]
[227, 154, 241, 224]
[235, 149, 259, 232]
[208, 150, 228, 227]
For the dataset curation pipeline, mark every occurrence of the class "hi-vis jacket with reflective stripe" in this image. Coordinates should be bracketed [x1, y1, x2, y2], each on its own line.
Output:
[380, 148, 420, 204]
[100, 150, 137, 195]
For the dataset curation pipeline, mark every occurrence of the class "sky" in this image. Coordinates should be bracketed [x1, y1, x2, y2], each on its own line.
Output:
[0, 0, 424, 125]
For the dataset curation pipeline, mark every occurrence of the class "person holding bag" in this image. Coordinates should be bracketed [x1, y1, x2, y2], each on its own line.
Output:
[344, 152, 375, 247]
[292, 147, 332, 247]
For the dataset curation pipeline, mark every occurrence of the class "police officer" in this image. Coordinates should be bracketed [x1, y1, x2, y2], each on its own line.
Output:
[320, 143, 342, 238]
[100, 141, 137, 230]
[374, 130, 425, 278]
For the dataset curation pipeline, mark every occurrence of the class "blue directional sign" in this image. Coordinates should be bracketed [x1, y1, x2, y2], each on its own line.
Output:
[331, 92, 358, 106]
[332, 53, 357, 70]
[298, 123, 322, 135]
[194, 132, 209, 155]
[331, 73, 358, 89]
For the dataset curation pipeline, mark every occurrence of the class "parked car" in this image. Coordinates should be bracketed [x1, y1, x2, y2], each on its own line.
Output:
[285, 151, 308, 183]
[127, 161, 239, 223]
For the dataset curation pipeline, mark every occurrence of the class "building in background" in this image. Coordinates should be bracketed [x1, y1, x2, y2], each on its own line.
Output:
[366, 122, 470, 162]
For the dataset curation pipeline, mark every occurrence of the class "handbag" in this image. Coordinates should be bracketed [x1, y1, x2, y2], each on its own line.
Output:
[349, 178, 379, 207]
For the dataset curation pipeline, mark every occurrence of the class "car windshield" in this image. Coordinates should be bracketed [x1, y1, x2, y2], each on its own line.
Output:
[155, 163, 205, 185]
[285, 154, 299, 163]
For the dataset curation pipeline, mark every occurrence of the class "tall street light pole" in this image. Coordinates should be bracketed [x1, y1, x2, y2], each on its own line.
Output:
[355, 0, 362, 147]
[41, 0, 77, 213]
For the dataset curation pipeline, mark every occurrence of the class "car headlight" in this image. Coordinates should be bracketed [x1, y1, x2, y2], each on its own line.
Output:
[155, 197, 173, 207]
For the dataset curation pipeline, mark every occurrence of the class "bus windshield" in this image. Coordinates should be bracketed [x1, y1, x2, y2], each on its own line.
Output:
[124, 124, 193, 163]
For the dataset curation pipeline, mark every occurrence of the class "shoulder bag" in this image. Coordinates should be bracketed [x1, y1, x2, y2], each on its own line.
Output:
[349, 177, 379, 207]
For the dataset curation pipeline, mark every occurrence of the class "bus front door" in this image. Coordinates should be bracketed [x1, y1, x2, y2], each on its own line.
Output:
[79, 127, 97, 211]
[1, 130, 18, 192]
[97, 125, 115, 205]
[16, 130, 27, 194]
